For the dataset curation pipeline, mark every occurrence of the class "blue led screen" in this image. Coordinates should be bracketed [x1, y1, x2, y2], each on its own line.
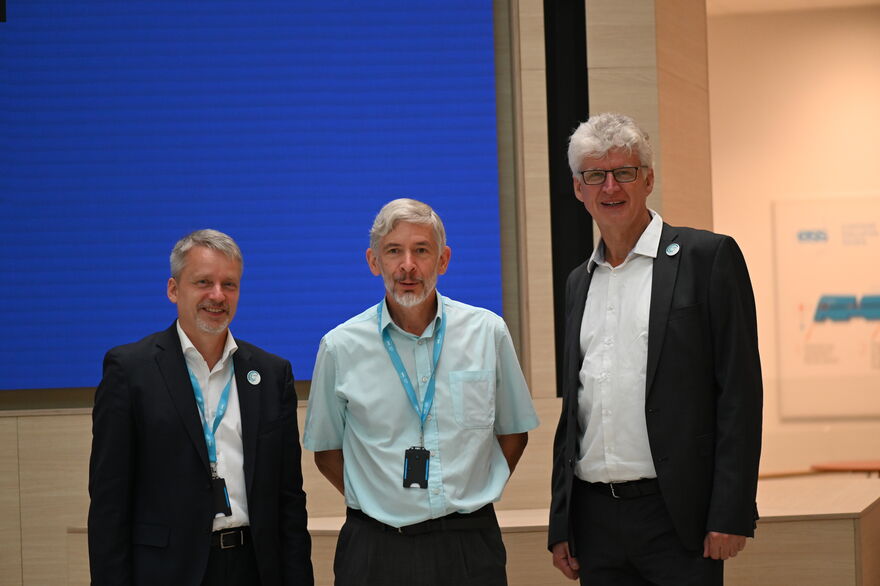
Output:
[0, 2, 502, 390]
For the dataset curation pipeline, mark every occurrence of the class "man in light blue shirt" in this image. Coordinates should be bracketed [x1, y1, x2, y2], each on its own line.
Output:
[304, 198, 539, 586]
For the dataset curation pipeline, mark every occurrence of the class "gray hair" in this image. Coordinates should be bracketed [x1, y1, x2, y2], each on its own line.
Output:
[369, 198, 446, 254]
[567, 112, 654, 177]
[169, 229, 243, 279]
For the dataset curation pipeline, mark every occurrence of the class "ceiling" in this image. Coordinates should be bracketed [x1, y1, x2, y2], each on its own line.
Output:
[707, 0, 880, 15]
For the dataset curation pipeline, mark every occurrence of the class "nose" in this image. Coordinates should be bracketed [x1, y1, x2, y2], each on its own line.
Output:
[208, 283, 226, 301]
[601, 171, 620, 192]
[400, 251, 417, 274]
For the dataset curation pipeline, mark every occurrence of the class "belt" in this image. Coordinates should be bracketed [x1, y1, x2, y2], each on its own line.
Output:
[346, 504, 497, 536]
[210, 526, 249, 549]
[585, 477, 660, 499]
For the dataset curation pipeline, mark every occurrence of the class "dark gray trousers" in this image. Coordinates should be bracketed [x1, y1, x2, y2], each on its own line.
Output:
[334, 509, 507, 586]
[572, 479, 723, 586]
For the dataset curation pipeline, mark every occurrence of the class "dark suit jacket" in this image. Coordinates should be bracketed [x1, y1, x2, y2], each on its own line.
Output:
[88, 323, 313, 585]
[549, 223, 763, 553]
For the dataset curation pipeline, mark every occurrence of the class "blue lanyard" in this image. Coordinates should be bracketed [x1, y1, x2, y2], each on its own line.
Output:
[377, 300, 446, 444]
[188, 365, 234, 472]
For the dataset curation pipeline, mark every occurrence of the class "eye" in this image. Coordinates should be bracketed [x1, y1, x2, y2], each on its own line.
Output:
[613, 167, 638, 182]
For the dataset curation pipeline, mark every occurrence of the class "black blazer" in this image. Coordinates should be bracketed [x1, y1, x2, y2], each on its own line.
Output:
[88, 323, 313, 585]
[549, 223, 763, 553]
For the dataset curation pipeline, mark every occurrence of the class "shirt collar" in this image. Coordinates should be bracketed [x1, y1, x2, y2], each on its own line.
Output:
[176, 320, 238, 368]
[379, 291, 444, 339]
[588, 210, 663, 272]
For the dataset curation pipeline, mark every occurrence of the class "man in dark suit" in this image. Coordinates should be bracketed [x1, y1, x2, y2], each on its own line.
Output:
[88, 229, 313, 586]
[548, 113, 762, 585]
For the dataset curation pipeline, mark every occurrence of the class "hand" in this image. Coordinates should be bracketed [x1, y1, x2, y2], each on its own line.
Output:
[702, 531, 747, 560]
[551, 541, 580, 580]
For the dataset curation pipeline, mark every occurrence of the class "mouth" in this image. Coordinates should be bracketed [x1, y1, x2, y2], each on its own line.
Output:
[601, 200, 625, 207]
[199, 305, 228, 316]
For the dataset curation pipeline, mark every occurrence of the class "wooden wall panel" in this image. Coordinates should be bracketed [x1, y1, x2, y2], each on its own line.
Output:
[656, 0, 714, 230]
[726, 519, 856, 586]
[494, 0, 523, 354]
[310, 533, 337, 586]
[504, 529, 572, 585]
[17, 413, 91, 586]
[586, 0, 657, 70]
[0, 417, 22, 586]
[859, 501, 880, 586]
[515, 0, 557, 399]
[66, 529, 88, 586]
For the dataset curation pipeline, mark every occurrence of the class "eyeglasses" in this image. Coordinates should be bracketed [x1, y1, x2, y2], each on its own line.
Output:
[578, 166, 647, 185]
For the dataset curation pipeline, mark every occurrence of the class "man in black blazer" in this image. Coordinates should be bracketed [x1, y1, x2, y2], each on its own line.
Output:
[549, 113, 762, 585]
[88, 229, 313, 586]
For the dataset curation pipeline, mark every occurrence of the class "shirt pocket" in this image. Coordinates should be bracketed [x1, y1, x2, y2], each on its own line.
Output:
[450, 370, 495, 429]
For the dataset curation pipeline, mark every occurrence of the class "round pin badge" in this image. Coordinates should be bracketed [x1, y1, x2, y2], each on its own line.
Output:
[665, 243, 680, 257]
[246, 370, 261, 385]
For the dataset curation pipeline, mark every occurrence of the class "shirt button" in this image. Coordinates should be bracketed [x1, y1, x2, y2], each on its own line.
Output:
[426, 414, 432, 422]
[607, 305, 614, 311]
[431, 488, 440, 495]
[421, 376, 428, 383]
[417, 340, 423, 345]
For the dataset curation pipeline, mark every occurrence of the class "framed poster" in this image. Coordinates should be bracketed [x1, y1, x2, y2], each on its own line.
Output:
[773, 197, 880, 418]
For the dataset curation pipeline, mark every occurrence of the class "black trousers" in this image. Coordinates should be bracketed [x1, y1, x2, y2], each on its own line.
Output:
[201, 528, 261, 586]
[334, 508, 507, 586]
[571, 479, 722, 586]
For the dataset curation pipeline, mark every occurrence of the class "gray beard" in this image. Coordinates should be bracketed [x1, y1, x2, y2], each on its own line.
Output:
[383, 274, 437, 308]
[196, 316, 229, 335]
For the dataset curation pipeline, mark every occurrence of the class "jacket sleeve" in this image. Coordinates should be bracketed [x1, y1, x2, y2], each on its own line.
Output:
[547, 268, 581, 550]
[88, 350, 135, 586]
[548, 386, 573, 549]
[279, 361, 315, 585]
[705, 236, 763, 536]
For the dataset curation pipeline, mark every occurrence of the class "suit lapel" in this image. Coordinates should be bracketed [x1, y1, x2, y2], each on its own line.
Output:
[154, 324, 211, 474]
[646, 224, 680, 396]
[568, 267, 593, 341]
[233, 345, 260, 498]
[566, 264, 593, 417]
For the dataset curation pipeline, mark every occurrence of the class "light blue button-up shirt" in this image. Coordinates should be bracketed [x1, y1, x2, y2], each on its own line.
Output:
[303, 293, 539, 528]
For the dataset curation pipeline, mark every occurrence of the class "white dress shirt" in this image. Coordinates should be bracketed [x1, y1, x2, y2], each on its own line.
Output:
[574, 211, 663, 483]
[176, 321, 249, 530]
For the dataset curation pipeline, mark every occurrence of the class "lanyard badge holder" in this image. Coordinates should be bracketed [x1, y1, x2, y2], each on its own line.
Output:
[189, 367, 235, 517]
[378, 301, 446, 489]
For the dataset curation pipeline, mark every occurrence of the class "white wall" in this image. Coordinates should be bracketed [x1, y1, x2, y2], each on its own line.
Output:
[708, 5, 880, 471]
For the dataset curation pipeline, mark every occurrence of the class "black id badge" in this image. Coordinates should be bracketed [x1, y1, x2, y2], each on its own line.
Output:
[212, 477, 233, 517]
[403, 447, 430, 489]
